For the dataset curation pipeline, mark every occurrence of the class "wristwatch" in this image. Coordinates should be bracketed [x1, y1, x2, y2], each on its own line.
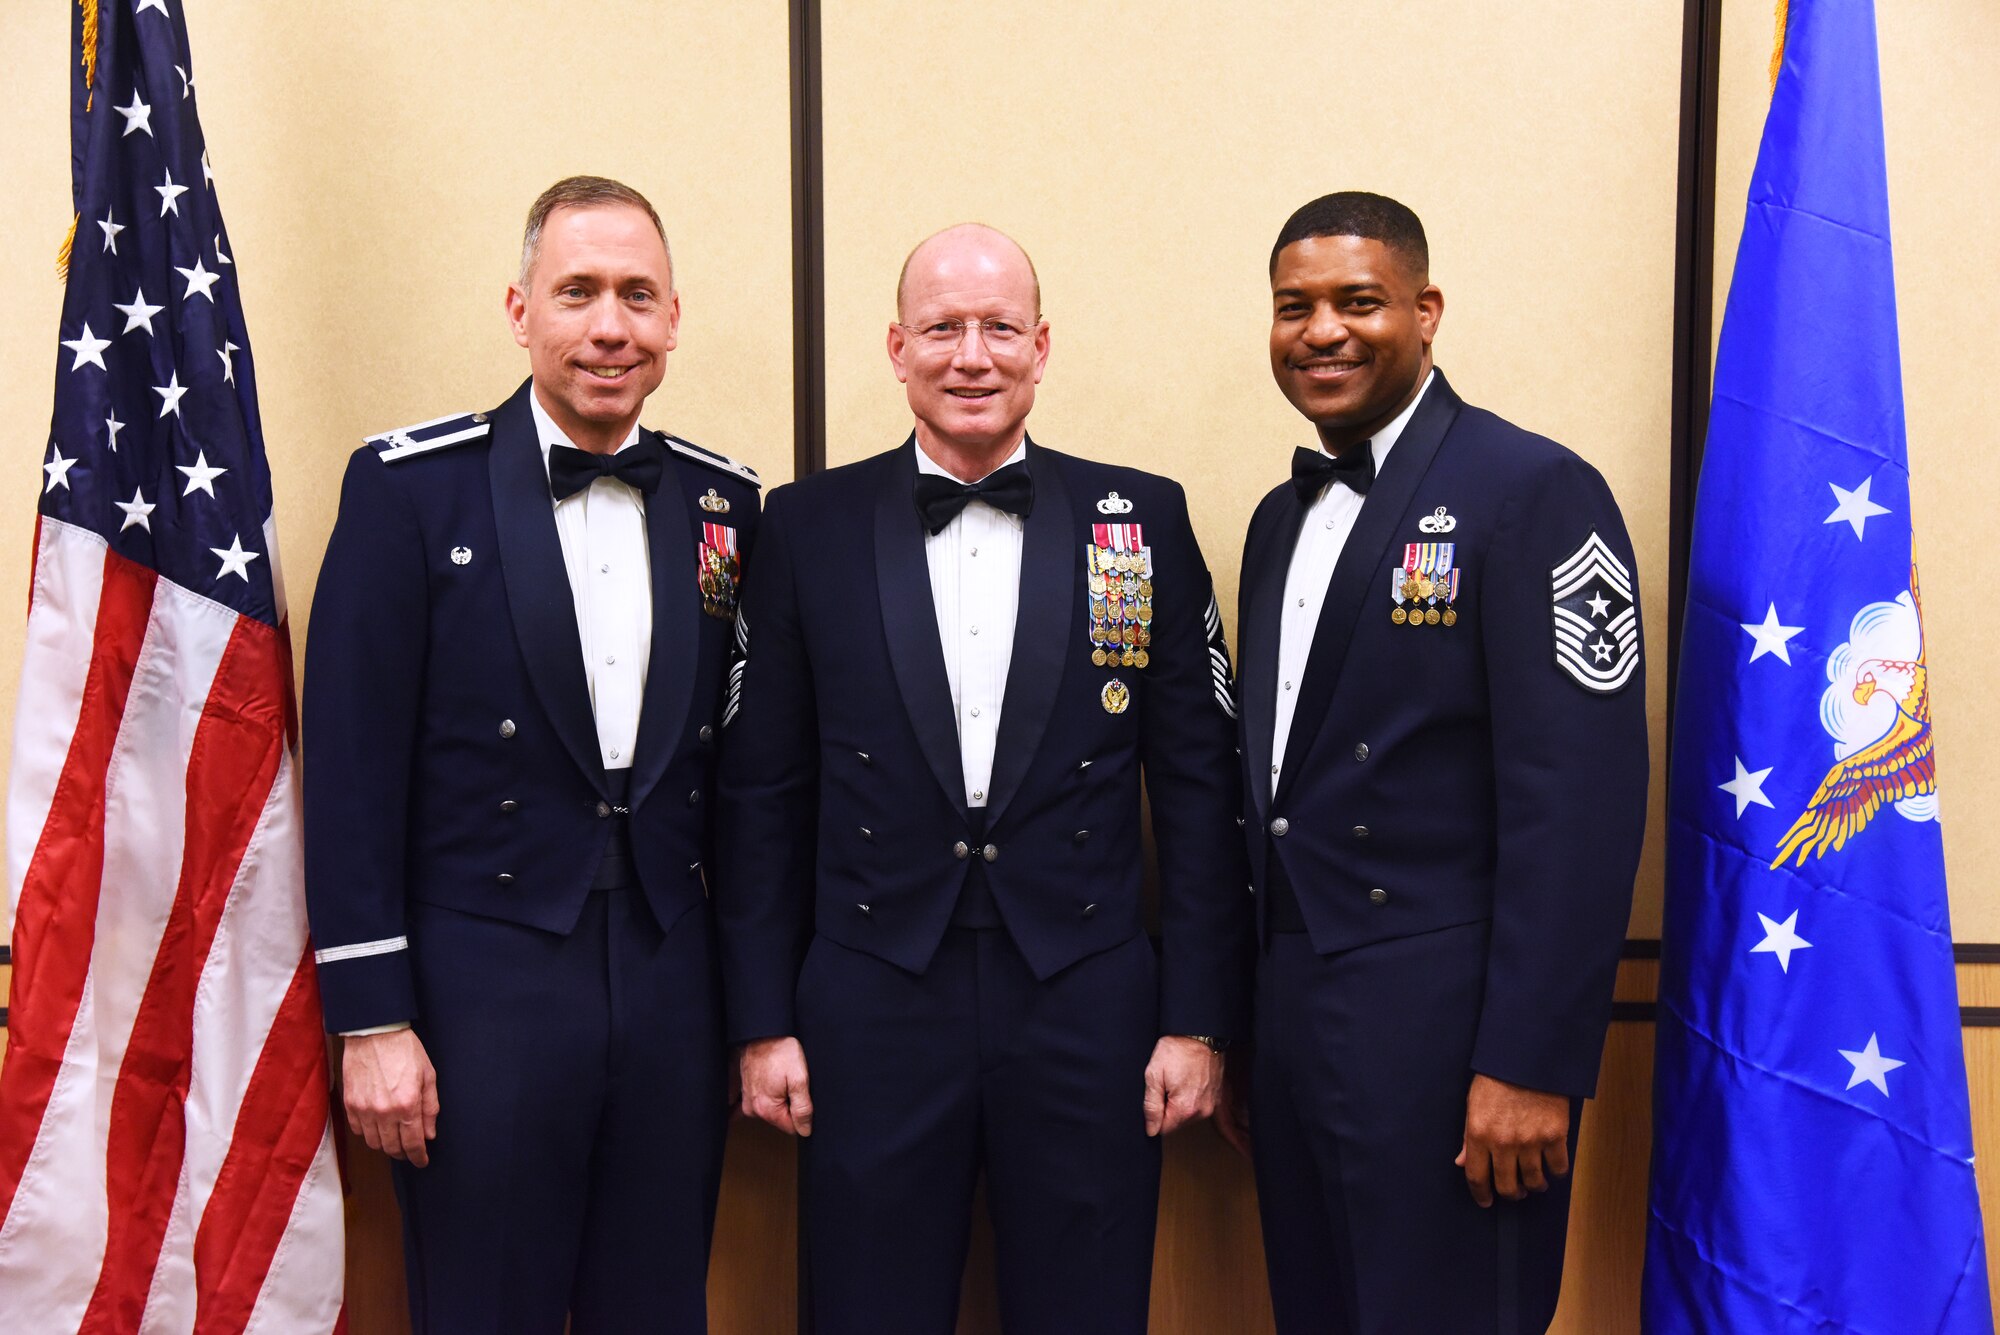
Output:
[1180, 1034, 1230, 1053]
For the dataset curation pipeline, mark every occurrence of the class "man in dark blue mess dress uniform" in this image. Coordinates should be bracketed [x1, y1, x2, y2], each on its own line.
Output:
[302, 176, 760, 1333]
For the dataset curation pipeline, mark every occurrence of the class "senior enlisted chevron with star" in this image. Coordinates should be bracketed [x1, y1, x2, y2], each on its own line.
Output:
[302, 177, 759, 1333]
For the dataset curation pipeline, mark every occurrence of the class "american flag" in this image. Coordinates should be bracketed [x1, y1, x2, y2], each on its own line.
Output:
[0, 1, 345, 1329]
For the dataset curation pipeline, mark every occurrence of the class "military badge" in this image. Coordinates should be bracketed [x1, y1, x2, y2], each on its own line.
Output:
[697, 521, 741, 621]
[1095, 490, 1135, 515]
[1552, 531, 1638, 692]
[1085, 523, 1153, 671]
[450, 546, 472, 566]
[1418, 506, 1457, 534]
[1101, 678, 1131, 715]
[699, 487, 731, 514]
[1397, 542, 1464, 627]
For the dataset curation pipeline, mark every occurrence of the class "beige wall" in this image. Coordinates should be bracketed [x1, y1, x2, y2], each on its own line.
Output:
[3, 2, 1997, 1333]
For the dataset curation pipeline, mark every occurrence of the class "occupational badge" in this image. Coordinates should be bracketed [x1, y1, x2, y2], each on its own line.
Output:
[450, 545, 472, 566]
[699, 487, 731, 514]
[1085, 523, 1153, 671]
[1551, 531, 1637, 692]
[1095, 490, 1135, 515]
[1100, 677, 1131, 715]
[697, 521, 741, 621]
[1418, 506, 1457, 534]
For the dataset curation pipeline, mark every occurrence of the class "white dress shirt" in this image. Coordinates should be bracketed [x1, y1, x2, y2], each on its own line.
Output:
[531, 390, 653, 772]
[916, 438, 1028, 808]
[1270, 369, 1435, 794]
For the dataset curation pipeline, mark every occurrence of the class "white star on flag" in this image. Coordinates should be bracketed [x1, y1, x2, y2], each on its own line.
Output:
[211, 534, 261, 582]
[1719, 756, 1775, 818]
[115, 286, 164, 335]
[154, 371, 188, 418]
[61, 323, 111, 372]
[116, 488, 156, 533]
[136, 0, 170, 15]
[1825, 478, 1891, 540]
[113, 90, 152, 137]
[43, 445, 77, 494]
[176, 257, 221, 303]
[156, 166, 188, 217]
[215, 234, 232, 266]
[177, 450, 227, 497]
[1839, 1033, 1906, 1096]
[106, 411, 126, 452]
[1741, 603, 1805, 665]
[201, 149, 215, 188]
[217, 340, 240, 384]
[99, 209, 125, 254]
[176, 63, 194, 100]
[1750, 910, 1812, 972]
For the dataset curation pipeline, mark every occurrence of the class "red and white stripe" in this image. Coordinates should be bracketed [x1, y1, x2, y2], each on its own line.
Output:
[0, 517, 343, 1332]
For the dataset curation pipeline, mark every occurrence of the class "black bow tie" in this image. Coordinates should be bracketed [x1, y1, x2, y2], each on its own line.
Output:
[914, 460, 1035, 534]
[1291, 444, 1375, 502]
[548, 439, 665, 502]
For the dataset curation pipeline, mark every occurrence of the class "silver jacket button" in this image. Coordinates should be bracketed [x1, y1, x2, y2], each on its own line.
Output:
[1369, 888, 1389, 905]
[1270, 817, 1290, 837]
[981, 844, 999, 863]
[1354, 742, 1369, 762]
[499, 719, 516, 739]
[953, 841, 970, 860]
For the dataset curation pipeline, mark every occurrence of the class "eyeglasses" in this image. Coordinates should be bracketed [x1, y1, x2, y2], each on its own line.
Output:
[896, 316, 1044, 350]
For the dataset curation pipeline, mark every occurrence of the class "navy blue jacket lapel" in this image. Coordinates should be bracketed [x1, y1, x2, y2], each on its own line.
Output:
[628, 431, 699, 811]
[984, 439, 1071, 828]
[1273, 372, 1464, 806]
[488, 381, 607, 796]
[874, 439, 968, 812]
[1241, 495, 1306, 823]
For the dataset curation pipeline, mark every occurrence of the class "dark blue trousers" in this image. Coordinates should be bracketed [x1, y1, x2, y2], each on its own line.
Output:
[796, 927, 1163, 1335]
[1251, 923, 1579, 1335]
[392, 891, 728, 1334]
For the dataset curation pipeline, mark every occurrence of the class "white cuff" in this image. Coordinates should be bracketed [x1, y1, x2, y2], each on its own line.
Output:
[313, 935, 409, 965]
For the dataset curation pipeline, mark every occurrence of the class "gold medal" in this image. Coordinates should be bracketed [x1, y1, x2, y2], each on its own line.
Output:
[1138, 579, 1154, 598]
[1425, 607, 1441, 625]
[1089, 572, 1107, 595]
[1392, 607, 1407, 624]
[1101, 678, 1131, 715]
[1091, 647, 1109, 667]
[1134, 649, 1150, 669]
[1409, 612, 1424, 629]
[1417, 576, 1434, 600]
[1122, 624, 1137, 645]
[1121, 647, 1136, 667]
[1442, 607, 1457, 626]
[1402, 575, 1422, 601]
[1135, 625, 1151, 647]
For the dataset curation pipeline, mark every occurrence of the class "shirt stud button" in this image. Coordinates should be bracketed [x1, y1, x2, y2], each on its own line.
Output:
[972, 789, 984, 802]
[608, 748, 619, 760]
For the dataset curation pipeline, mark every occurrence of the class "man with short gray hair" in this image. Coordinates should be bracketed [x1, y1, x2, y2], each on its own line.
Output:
[303, 175, 760, 1332]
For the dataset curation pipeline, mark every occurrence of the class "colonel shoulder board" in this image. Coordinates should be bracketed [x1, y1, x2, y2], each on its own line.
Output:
[663, 434, 762, 489]
[365, 410, 492, 463]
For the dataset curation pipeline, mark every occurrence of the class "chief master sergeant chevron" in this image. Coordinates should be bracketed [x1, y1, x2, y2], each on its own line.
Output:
[1229, 192, 1648, 1334]
[301, 176, 760, 1333]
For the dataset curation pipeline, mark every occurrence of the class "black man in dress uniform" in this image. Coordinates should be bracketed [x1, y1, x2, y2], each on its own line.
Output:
[1228, 192, 1648, 1334]
[302, 176, 760, 1333]
[717, 223, 1251, 1335]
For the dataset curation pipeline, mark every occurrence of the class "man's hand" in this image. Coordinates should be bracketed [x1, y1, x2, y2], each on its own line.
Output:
[740, 1036, 814, 1136]
[1213, 1049, 1253, 1160]
[342, 1029, 439, 1167]
[1143, 1036, 1225, 1138]
[1454, 1072, 1571, 1207]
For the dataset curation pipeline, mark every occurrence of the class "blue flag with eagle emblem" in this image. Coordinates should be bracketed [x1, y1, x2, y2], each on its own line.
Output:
[1642, 2, 1991, 1330]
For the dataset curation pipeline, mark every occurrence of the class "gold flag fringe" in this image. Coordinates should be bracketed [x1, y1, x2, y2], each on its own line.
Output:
[1770, 0, 1789, 93]
[59, 0, 100, 279]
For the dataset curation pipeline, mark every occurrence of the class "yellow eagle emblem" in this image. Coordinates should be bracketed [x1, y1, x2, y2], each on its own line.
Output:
[1772, 564, 1936, 868]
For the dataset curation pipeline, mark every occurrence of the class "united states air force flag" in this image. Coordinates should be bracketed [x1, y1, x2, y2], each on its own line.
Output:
[1644, 2, 1991, 1330]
